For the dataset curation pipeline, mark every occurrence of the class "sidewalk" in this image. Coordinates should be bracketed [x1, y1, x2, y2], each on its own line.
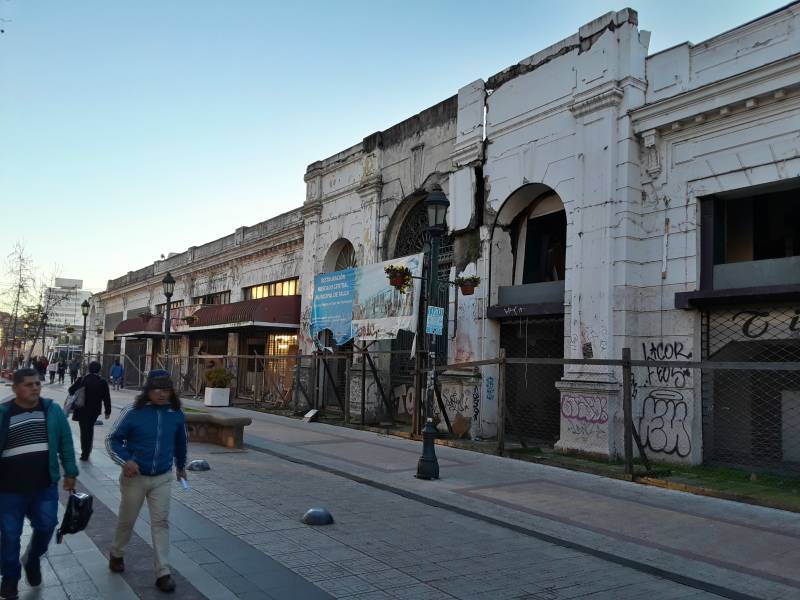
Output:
[165, 392, 800, 600]
[19, 380, 798, 599]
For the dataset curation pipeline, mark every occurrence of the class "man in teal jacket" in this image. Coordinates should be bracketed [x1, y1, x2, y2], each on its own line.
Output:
[0, 368, 78, 600]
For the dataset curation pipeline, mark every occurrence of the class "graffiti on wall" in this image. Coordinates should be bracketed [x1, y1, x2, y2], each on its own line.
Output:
[481, 376, 495, 423]
[560, 394, 608, 443]
[639, 389, 691, 458]
[641, 341, 692, 388]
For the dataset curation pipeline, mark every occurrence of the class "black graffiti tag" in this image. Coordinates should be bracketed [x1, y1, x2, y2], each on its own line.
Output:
[733, 310, 770, 339]
[642, 342, 692, 388]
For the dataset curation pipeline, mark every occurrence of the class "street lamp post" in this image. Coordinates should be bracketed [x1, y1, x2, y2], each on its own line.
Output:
[162, 272, 176, 373]
[81, 300, 90, 364]
[41, 313, 47, 364]
[416, 185, 449, 481]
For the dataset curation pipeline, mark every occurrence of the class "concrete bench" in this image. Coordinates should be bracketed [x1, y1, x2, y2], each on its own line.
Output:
[185, 413, 252, 449]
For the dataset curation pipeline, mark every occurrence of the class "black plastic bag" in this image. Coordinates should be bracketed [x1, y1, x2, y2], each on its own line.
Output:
[56, 491, 93, 544]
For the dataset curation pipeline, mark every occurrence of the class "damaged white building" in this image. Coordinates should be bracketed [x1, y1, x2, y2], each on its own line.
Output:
[91, 3, 800, 469]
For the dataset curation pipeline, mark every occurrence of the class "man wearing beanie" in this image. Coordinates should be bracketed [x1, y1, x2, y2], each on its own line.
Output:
[105, 370, 188, 593]
[68, 361, 111, 461]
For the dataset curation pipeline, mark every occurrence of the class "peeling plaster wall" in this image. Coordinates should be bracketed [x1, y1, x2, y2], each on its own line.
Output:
[300, 99, 462, 420]
[628, 4, 800, 464]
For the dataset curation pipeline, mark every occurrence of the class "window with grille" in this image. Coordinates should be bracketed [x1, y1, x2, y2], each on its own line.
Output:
[155, 300, 184, 314]
[192, 291, 231, 305]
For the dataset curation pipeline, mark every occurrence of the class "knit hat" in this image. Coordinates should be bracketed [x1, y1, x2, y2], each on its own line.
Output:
[145, 369, 173, 390]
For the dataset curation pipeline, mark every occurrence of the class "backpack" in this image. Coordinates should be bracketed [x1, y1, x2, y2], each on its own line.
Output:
[56, 491, 94, 543]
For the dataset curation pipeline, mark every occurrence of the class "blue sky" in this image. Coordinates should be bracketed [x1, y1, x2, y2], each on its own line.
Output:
[0, 0, 789, 294]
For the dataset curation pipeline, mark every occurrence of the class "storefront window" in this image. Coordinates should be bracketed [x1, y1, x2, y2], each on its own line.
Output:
[267, 333, 297, 355]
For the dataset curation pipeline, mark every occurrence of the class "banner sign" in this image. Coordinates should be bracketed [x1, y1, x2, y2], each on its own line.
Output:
[311, 254, 423, 346]
[425, 306, 444, 335]
[310, 268, 357, 346]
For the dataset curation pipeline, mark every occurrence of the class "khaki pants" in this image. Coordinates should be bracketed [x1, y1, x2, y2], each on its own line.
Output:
[110, 471, 173, 578]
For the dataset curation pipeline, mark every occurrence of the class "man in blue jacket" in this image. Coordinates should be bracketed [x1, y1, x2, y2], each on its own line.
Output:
[105, 369, 188, 594]
[0, 368, 78, 600]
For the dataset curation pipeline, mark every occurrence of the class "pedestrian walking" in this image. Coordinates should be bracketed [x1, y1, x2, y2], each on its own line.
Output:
[68, 358, 79, 385]
[46, 361, 57, 385]
[34, 358, 46, 383]
[68, 362, 111, 461]
[57, 360, 66, 385]
[110, 360, 124, 391]
[0, 368, 79, 600]
[106, 370, 187, 594]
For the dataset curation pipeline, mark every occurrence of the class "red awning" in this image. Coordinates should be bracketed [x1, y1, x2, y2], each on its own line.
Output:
[189, 296, 300, 331]
[115, 315, 164, 337]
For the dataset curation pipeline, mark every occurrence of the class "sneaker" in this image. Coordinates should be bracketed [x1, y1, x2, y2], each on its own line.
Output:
[0, 577, 18, 600]
[22, 553, 41, 587]
[155, 574, 176, 593]
[109, 556, 125, 573]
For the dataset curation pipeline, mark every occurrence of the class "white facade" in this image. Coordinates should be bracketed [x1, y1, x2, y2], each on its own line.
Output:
[300, 5, 800, 464]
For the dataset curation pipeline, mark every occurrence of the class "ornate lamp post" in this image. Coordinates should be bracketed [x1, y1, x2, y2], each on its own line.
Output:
[41, 313, 47, 363]
[81, 300, 90, 362]
[416, 185, 449, 480]
[161, 272, 176, 371]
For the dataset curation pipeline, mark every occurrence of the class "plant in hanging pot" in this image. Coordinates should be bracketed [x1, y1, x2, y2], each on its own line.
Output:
[138, 309, 154, 320]
[95, 327, 103, 334]
[203, 367, 232, 407]
[455, 275, 481, 296]
[64, 325, 75, 333]
[384, 265, 413, 293]
[182, 314, 198, 325]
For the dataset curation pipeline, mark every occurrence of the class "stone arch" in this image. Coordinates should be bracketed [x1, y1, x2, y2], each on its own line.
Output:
[489, 183, 567, 299]
[322, 238, 357, 274]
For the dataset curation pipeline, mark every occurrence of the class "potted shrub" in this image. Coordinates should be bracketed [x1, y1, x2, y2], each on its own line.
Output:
[455, 275, 481, 296]
[384, 265, 413, 293]
[204, 367, 232, 407]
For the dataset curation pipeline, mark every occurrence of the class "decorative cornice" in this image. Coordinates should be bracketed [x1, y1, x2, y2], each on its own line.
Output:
[631, 54, 800, 134]
[450, 140, 483, 168]
[570, 85, 624, 117]
[357, 174, 383, 201]
[301, 200, 323, 220]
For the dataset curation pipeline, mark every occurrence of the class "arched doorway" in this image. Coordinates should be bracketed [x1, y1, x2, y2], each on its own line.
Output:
[490, 184, 567, 446]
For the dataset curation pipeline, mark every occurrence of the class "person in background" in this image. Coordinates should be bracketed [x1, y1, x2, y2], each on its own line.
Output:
[56, 360, 66, 385]
[110, 360, 124, 391]
[106, 370, 187, 594]
[0, 368, 78, 600]
[68, 362, 111, 461]
[68, 358, 80, 385]
[46, 361, 57, 385]
[34, 358, 46, 383]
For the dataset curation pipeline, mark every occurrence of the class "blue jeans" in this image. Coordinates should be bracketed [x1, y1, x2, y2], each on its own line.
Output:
[0, 485, 59, 580]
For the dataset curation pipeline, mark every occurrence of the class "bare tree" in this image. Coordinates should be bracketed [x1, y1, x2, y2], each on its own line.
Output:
[1, 242, 36, 367]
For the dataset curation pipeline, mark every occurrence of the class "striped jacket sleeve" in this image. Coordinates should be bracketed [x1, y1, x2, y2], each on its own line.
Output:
[105, 405, 134, 466]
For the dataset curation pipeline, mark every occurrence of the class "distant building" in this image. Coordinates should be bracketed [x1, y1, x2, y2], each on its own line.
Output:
[46, 278, 92, 330]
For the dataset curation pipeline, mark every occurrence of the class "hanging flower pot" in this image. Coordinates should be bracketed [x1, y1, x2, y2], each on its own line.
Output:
[384, 265, 413, 294]
[65, 326, 75, 333]
[182, 315, 198, 325]
[95, 327, 103, 334]
[455, 276, 481, 296]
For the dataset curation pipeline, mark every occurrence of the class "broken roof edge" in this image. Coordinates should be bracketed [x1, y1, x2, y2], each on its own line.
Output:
[486, 8, 638, 90]
[647, 0, 800, 60]
[306, 95, 458, 174]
